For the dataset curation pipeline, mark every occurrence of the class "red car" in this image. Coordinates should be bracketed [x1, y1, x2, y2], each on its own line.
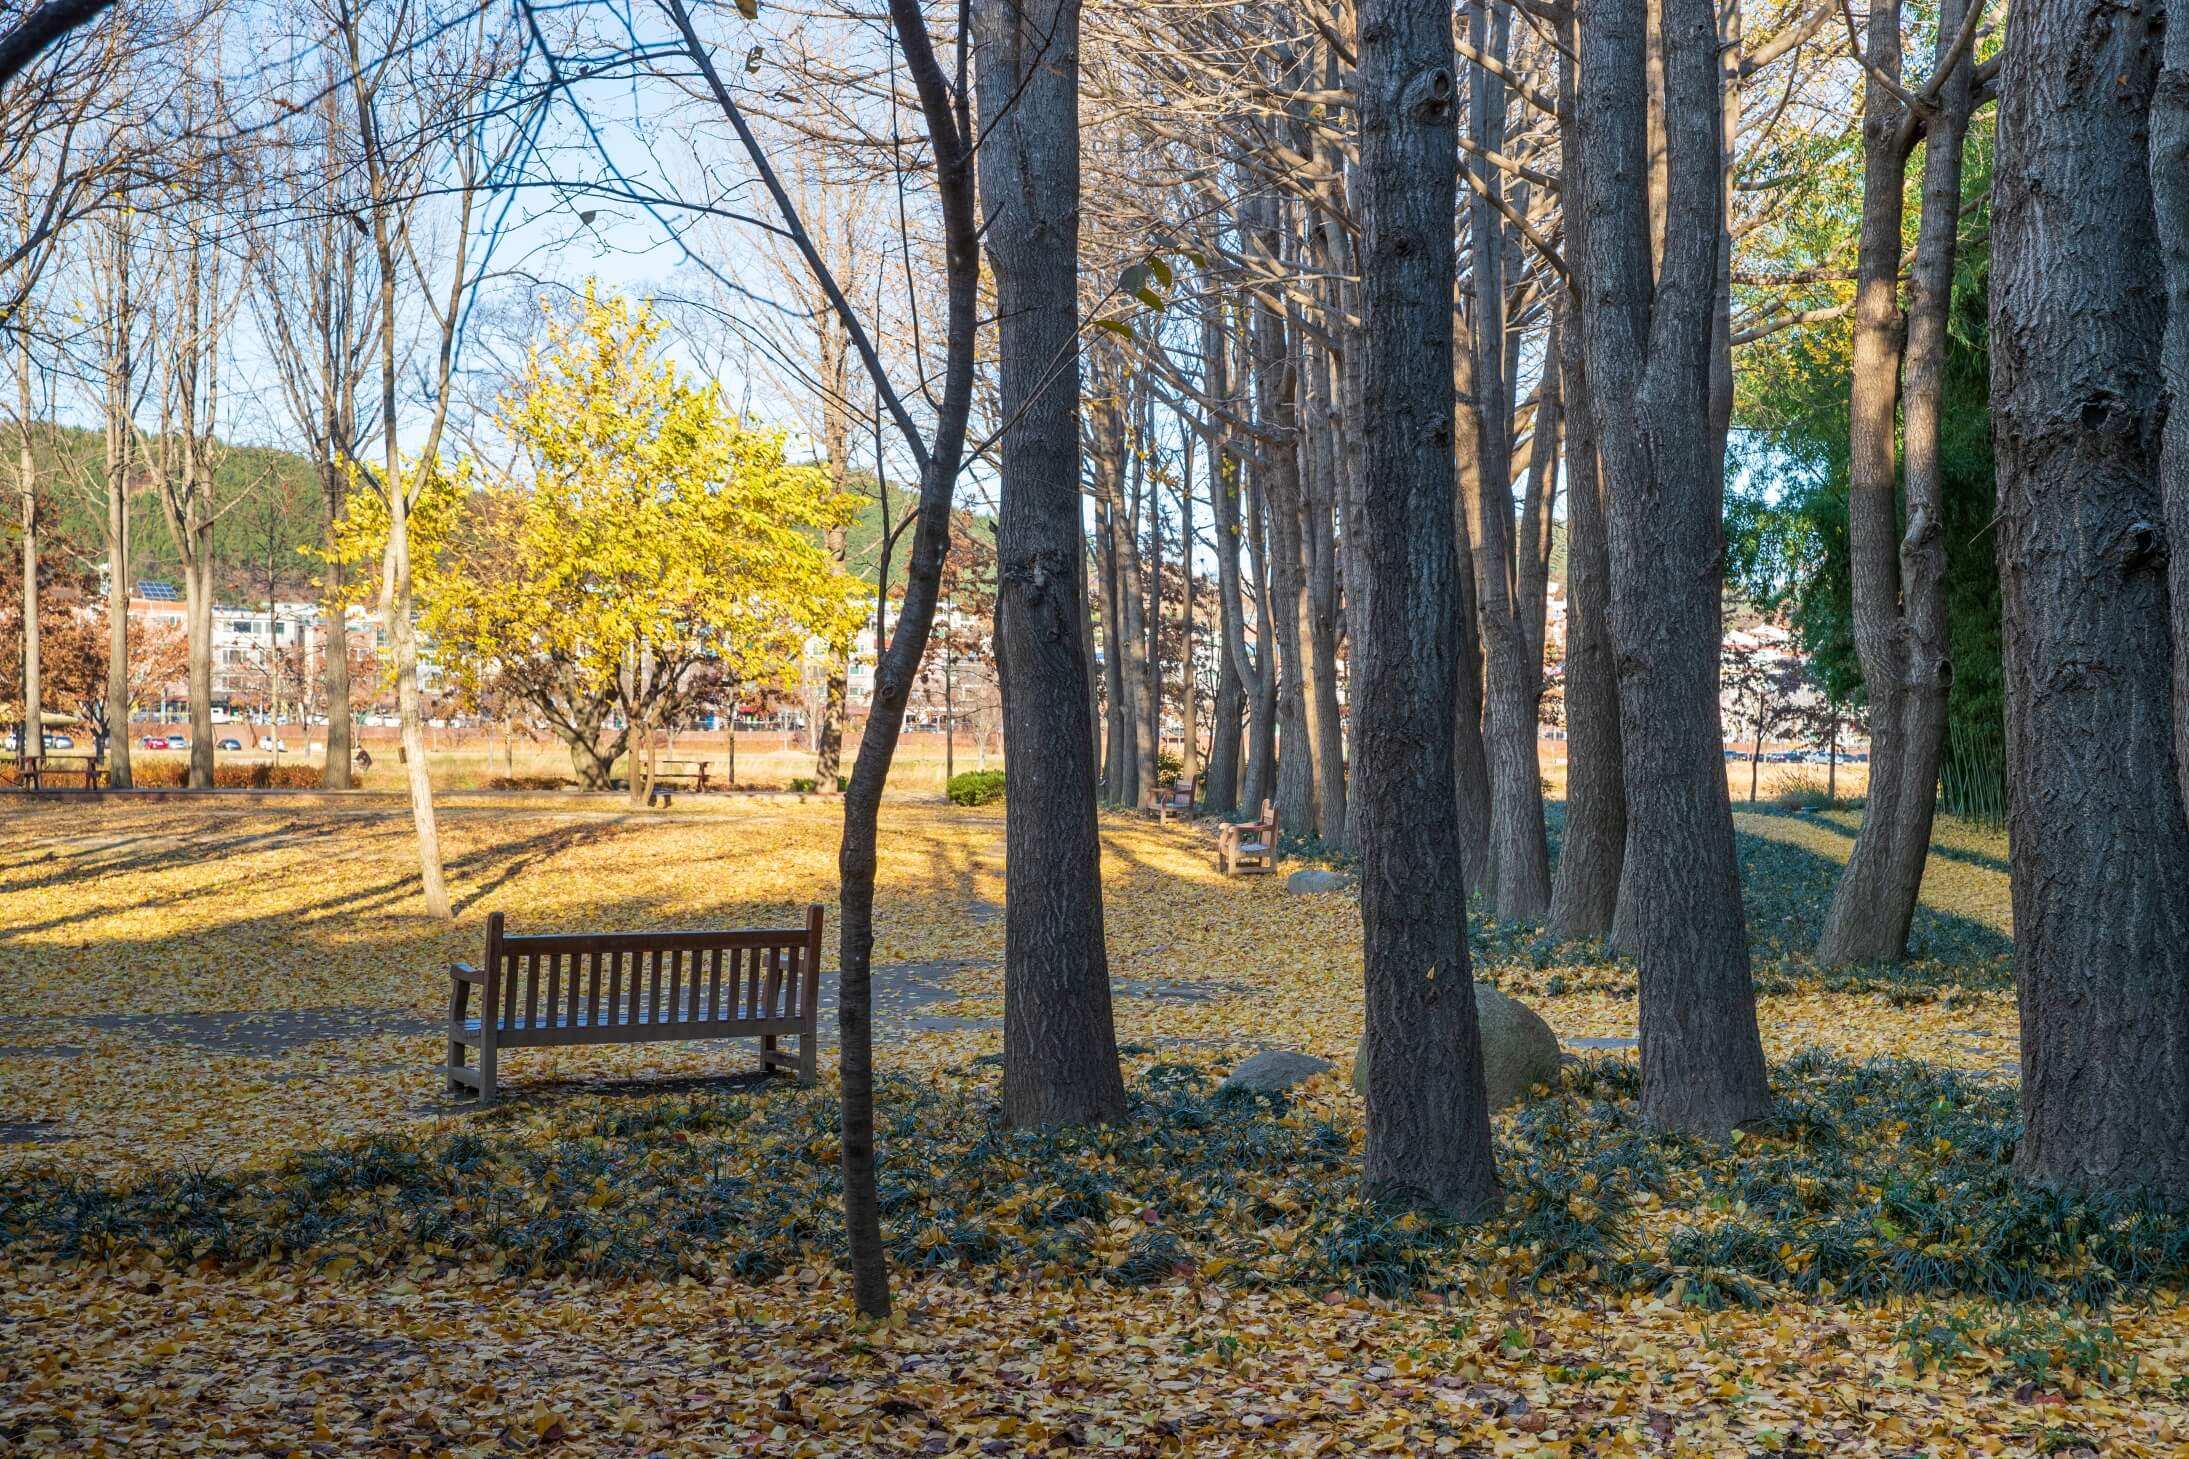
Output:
[140, 735, 170, 750]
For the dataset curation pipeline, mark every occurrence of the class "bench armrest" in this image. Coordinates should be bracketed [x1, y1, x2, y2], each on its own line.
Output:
[450, 962, 486, 985]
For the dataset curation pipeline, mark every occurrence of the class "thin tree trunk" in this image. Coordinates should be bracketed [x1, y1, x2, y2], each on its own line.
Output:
[100, 228, 132, 789]
[1577, 0, 1769, 1136]
[185, 548, 213, 787]
[975, 0, 1126, 1129]
[16, 355, 38, 772]
[1993, 0, 2189, 1195]
[1546, 45, 1625, 937]
[1816, 0, 1950, 966]
[1356, 0, 1499, 1217]
[1451, 431, 1493, 893]
[383, 511, 448, 915]
[1258, 297, 1320, 837]
[1466, 0, 1552, 920]
[1203, 305, 1245, 813]
[1178, 427, 1197, 792]
[1300, 326, 1348, 842]
[103, 423, 130, 789]
[321, 537, 354, 789]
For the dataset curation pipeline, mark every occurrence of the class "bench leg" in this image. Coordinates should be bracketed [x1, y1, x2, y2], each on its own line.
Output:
[477, 1039, 497, 1106]
[447, 977, 471, 1096]
[760, 1032, 778, 1078]
[797, 1031, 817, 1087]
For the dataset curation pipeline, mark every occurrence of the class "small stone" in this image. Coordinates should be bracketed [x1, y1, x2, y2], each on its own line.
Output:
[1285, 868, 1349, 894]
[1219, 1049, 1336, 1093]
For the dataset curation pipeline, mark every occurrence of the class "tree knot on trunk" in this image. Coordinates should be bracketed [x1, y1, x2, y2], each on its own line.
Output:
[1401, 66, 1455, 124]
[2120, 519, 2167, 575]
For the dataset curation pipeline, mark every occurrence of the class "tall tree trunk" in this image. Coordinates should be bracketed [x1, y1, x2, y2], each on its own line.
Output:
[1300, 327, 1349, 842]
[1203, 306, 1245, 813]
[1240, 439, 1279, 809]
[17, 426, 37, 770]
[1356, 0, 1499, 1216]
[1258, 300, 1320, 837]
[2156, 0, 2189, 814]
[1465, 0, 1553, 920]
[1092, 469, 1126, 797]
[1993, 0, 2189, 1195]
[1547, 39, 1625, 936]
[320, 466, 354, 790]
[1178, 426, 1198, 791]
[975, 0, 1126, 1129]
[1577, 0, 1769, 1136]
[1130, 387, 1160, 805]
[103, 429, 131, 790]
[1450, 424, 1493, 893]
[382, 512, 449, 916]
[16, 345, 38, 772]
[184, 546, 213, 787]
[1816, 0, 1958, 966]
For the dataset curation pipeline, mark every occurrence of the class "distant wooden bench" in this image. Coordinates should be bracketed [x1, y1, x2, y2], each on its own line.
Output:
[1217, 799, 1280, 876]
[645, 759, 712, 806]
[444, 905, 824, 1104]
[1147, 778, 1194, 824]
[14, 754, 104, 791]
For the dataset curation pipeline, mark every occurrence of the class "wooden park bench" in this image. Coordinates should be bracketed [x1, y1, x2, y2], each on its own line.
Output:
[1217, 799, 1280, 876]
[1147, 778, 1194, 824]
[444, 905, 825, 1104]
[644, 758, 713, 806]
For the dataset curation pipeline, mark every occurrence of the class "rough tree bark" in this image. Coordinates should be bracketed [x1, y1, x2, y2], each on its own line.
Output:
[1255, 284, 1321, 837]
[1816, 0, 1971, 966]
[974, 0, 1128, 1129]
[1355, 0, 1500, 1216]
[1577, 0, 1770, 1136]
[1450, 353, 1493, 895]
[16, 345, 38, 770]
[97, 219, 132, 789]
[1546, 31, 1625, 936]
[1992, 0, 2189, 1195]
[1202, 300, 1245, 812]
[1464, 0, 1553, 920]
[2157, 0, 2189, 814]
[1178, 427, 1198, 790]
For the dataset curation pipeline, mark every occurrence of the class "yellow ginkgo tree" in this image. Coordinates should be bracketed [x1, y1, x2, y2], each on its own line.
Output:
[419, 283, 864, 790]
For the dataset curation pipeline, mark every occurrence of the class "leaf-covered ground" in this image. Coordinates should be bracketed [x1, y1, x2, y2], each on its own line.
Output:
[3, 793, 2184, 1456]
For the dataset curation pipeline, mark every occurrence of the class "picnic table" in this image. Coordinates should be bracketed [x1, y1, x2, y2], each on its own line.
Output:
[13, 753, 105, 790]
[646, 759, 712, 806]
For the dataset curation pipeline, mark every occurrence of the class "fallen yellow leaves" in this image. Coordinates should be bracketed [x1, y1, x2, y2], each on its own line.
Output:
[0, 794, 2177, 1455]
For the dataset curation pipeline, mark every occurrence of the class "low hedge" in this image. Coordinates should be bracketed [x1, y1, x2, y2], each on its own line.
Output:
[946, 769, 1006, 806]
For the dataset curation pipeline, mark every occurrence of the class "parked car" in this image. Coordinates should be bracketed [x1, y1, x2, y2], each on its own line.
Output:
[168, 734, 189, 750]
[218, 737, 243, 752]
[44, 734, 73, 750]
[140, 735, 169, 750]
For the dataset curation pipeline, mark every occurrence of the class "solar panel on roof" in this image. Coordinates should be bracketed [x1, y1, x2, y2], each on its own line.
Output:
[135, 580, 181, 601]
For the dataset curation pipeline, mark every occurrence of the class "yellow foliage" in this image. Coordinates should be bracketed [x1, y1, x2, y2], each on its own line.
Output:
[440, 282, 864, 701]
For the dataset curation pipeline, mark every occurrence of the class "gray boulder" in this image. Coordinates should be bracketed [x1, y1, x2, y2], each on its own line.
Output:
[1219, 1050, 1336, 1094]
[1350, 985, 1561, 1109]
[1285, 868, 1350, 895]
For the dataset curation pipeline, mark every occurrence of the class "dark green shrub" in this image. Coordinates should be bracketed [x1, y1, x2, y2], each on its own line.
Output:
[947, 769, 1006, 806]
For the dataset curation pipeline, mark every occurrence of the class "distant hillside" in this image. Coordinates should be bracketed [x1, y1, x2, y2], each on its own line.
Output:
[836, 469, 996, 598]
[28, 423, 328, 604]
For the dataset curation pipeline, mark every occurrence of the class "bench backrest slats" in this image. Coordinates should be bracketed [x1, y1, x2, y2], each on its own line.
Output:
[478, 906, 823, 1035]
